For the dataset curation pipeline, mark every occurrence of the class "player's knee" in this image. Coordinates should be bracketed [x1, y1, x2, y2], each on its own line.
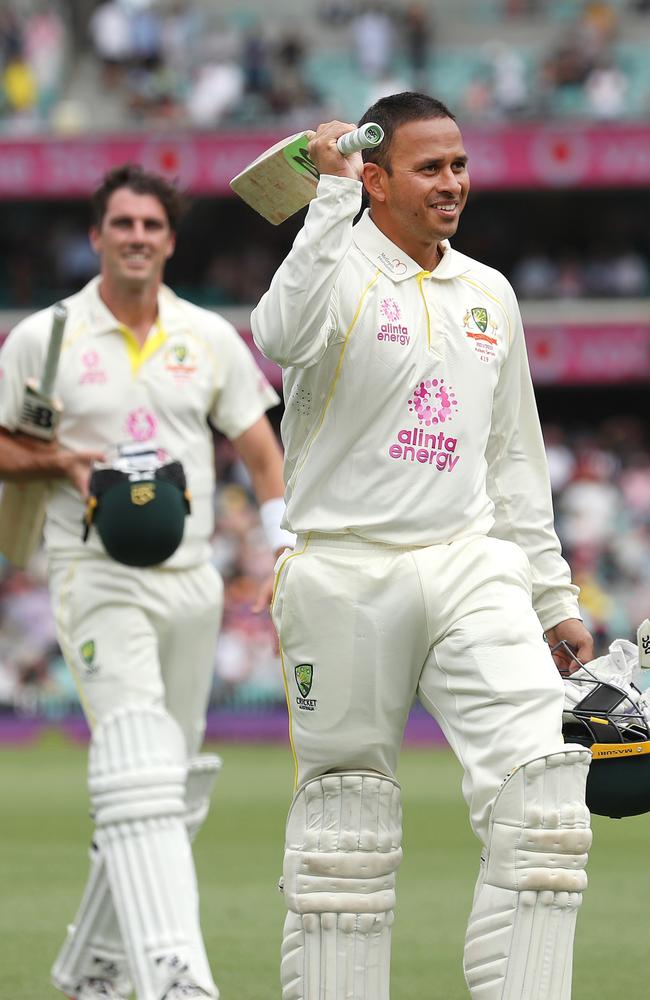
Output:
[282, 771, 402, 918]
[88, 704, 188, 826]
[485, 747, 592, 895]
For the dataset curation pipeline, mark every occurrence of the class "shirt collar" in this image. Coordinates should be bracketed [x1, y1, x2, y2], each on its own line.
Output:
[83, 276, 187, 337]
[352, 209, 472, 282]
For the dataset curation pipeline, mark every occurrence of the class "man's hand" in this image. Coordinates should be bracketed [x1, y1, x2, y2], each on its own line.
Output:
[0, 429, 104, 497]
[56, 447, 106, 498]
[307, 121, 365, 181]
[545, 618, 594, 674]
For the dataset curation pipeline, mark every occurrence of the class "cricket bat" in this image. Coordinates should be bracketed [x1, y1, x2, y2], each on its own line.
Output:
[230, 122, 384, 225]
[0, 302, 67, 568]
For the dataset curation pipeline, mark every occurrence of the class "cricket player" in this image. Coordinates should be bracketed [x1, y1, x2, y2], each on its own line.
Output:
[0, 164, 292, 1000]
[251, 93, 595, 1000]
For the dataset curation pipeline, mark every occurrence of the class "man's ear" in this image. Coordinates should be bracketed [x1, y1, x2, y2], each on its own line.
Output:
[89, 226, 100, 254]
[362, 162, 387, 203]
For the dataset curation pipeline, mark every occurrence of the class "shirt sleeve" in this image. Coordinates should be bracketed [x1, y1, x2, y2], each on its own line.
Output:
[251, 174, 362, 369]
[485, 290, 581, 630]
[208, 321, 280, 440]
[0, 317, 47, 430]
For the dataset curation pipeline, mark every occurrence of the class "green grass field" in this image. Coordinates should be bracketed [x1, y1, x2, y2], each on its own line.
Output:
[2, 733, 649, 999]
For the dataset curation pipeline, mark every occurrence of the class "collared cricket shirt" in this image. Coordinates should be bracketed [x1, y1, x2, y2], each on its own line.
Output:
[0, 278, 278, 567]
[252, 175, 579, 628]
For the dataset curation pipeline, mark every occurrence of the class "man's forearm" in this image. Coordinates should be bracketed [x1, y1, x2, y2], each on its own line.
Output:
[0, 429, 68, 482]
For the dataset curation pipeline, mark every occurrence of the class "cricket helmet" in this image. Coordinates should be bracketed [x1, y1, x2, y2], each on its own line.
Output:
[561, 640, 650, 818]
[84, 459, 191, 567]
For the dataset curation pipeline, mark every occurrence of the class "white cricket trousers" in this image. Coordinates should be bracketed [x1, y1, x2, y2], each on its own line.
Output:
[49, 556, 224, 754]
[272, 532, 567, 844]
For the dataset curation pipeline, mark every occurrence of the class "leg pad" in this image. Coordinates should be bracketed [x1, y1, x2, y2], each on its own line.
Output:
[281, 771, 402, 1000]
[464, 747, 592, 1000]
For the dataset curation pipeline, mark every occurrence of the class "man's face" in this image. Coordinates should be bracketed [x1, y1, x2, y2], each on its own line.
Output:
[364, 117, 470, 249]
[90, 187, 175, 290]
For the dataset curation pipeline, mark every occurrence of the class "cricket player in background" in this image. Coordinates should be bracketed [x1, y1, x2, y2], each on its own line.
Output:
[252, 92, 595, 1000]
[0, 164, 292, 1000]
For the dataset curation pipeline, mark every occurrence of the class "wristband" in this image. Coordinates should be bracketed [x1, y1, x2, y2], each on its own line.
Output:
[259, 497, 296, 552]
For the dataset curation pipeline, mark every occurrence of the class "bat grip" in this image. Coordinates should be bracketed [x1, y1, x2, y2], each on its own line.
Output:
[336, 123, 384, 156]
[39, 302, 68, 398]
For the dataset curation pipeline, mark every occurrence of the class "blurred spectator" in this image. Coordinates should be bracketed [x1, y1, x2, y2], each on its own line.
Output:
[403, 3, 433, 91]
[557, 445, 622, 548]
[461, 71, 496, 120]
[3, 52, 38, 117]
[580, 1, 618, 66]
[186, 59, 245, 127]
[0, 7, 22, 65]
[511, 245, 558, 298]
[351, 2, 395, 80]
[89, 0, 132, 86]
[24, 6, 66, 115]
[584, 58, 628, 120]
[484, 40, 529, 118]
[543, 425, 577, 494]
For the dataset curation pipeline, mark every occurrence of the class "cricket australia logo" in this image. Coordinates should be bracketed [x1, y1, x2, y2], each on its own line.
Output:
[79, 640, 98, 674]
[463, 305, 499, 363]
[165, 342, 197, 381]
[294, 663, 317, 711]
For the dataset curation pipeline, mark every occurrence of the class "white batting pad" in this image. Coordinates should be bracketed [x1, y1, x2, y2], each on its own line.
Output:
[281, 771, 402, 1000]
[50, 841, 131, 999]
[51, 753, 222, 998]
[463, 747, 592, 1000]
[88, 707, 217, 1000]
[185, 754, 223, 841]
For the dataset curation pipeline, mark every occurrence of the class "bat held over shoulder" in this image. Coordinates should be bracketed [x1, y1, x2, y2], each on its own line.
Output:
[229, 122, 384, 226]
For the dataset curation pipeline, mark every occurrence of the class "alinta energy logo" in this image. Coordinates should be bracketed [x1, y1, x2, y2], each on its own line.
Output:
[79, 349, 108, 385]
[377, 297, 410, 347]
[388, 377, 461, 471]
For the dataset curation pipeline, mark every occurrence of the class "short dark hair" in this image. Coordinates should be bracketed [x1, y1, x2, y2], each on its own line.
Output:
[358, 92, 457, 173]
[90, 163, 186, 232]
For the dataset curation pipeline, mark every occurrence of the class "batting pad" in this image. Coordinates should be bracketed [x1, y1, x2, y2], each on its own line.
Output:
[88, 707, 217, 1000]
[281, 772, 402, 1000]
[463, 747, 592, 1000]
[51, 753, 222, 998]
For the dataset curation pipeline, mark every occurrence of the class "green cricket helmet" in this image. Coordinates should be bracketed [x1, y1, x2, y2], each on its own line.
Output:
[561, 642, 650, 818]
[83, 459, 191, 567]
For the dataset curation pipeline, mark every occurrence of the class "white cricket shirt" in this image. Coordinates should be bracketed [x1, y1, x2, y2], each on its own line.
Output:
[252, 175, 579, 629]
[0, 278, 278, 567]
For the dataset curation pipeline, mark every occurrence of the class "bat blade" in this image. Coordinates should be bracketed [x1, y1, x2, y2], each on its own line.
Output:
[230, 131, 320, 225]
[0, 481, 49, 569]
[0, 302, 67, 567]
[230, 123, 383, 225]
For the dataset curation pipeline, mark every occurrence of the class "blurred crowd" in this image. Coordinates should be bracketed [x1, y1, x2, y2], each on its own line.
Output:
[1, 417, 648, 720]
[2, 1, 650, 133]
[511, 243, 650, 300]
[0, 191, 648, 311]
[0, 3, 67, 130]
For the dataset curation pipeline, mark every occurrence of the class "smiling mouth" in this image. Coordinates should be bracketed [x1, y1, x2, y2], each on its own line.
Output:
[430, 203, 458, 214]
[123, 253, 151, 264]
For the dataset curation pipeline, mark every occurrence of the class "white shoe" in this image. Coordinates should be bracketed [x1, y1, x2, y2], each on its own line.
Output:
[162, 984, 212, 999]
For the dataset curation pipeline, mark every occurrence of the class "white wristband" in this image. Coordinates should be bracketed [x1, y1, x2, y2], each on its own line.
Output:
[259, 497, 296, 553]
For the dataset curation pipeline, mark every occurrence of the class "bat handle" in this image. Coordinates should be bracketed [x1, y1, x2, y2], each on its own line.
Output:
[40, 301, 68, 398]
[336, 123, 384, 156]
